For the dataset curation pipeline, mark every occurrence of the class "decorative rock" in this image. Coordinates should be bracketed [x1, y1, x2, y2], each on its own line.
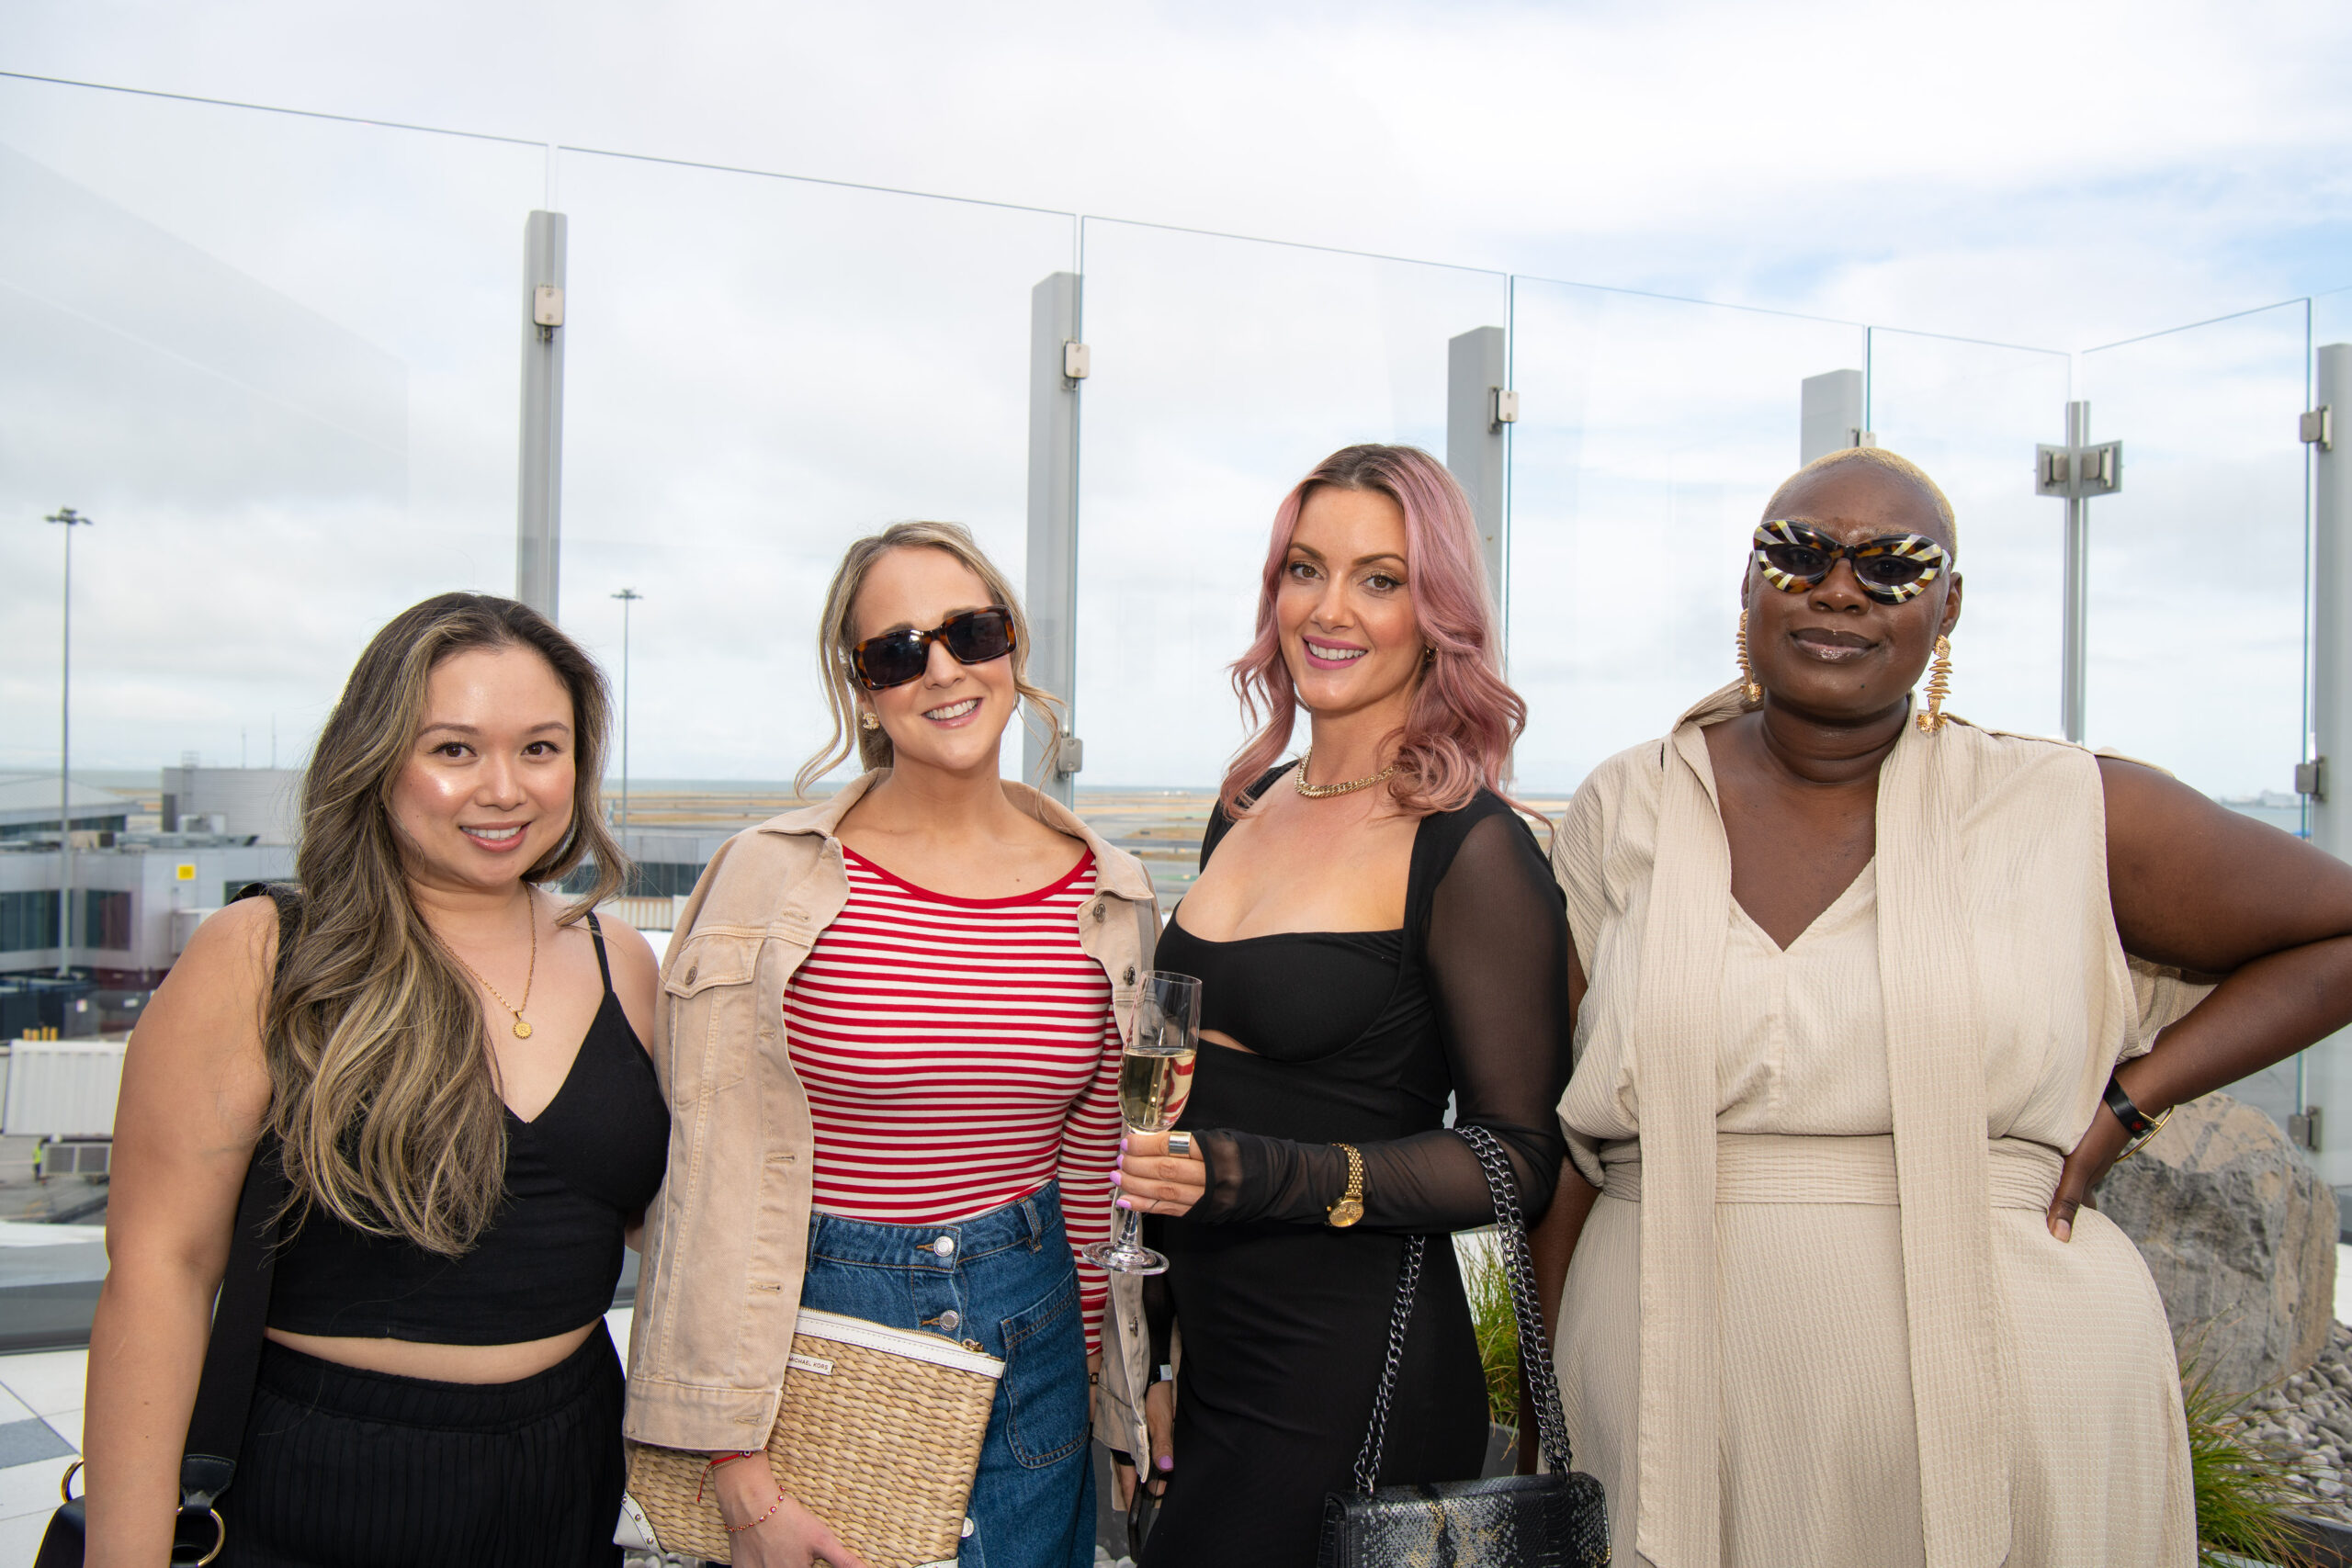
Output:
[2096, 1091, 2336, 1396]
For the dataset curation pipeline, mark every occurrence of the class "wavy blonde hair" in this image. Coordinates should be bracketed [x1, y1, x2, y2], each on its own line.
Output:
[267, 592, 627, 1256]
[795, 521, 1066, 797]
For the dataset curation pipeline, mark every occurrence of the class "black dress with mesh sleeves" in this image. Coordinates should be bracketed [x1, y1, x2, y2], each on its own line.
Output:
[1136, 767, 1572, 1568]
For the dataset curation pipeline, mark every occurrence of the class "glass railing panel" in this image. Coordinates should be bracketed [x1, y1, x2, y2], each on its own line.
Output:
[556, 152, 1074, 795]
[2080, 302, 2309, 808]
[2082, 303, 2311, 1147]
[0, 76, 545, 777]
[0, 75, 546, 1349]
[1865, 331, 2072, 739]
[2316, 286, 2352, 358]
[1507, 280, 1866, 797]
[1072, 219, 1506, 897]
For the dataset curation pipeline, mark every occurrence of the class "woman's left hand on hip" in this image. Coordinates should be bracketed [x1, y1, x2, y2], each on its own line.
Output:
[1116, 1132, 1206, 1217]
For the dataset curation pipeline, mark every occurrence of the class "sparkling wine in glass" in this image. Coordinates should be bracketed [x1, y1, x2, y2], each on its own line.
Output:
[1085, 971, 1201, 1276]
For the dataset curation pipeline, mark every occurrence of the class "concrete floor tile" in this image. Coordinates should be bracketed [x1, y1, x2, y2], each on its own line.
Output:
[0, 1506, 58, 1562]
[0, 1453, 78, 1524]
[0, 1351, 85, 1418]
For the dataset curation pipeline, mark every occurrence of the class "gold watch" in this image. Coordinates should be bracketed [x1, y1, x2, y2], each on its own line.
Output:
[1327, 1143, 1365, 1228]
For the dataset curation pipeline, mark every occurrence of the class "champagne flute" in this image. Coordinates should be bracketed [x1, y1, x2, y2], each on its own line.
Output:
[1085, 970, 1202, 1276]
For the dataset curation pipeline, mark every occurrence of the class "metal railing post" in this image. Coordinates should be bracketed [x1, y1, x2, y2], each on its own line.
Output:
[1800, 369, 1870, 466]
[1023, 272, 1084, 807]
[1446, 326, 1512, 612]
[2303, 345, 2350, 1177]
[2311, 346, 2349, 860]
[517, 210, 568, 621]
[2061, 400, 2091, 744]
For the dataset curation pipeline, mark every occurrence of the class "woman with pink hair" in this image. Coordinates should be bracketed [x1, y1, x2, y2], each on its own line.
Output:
[1112, 444, 1573, 1565]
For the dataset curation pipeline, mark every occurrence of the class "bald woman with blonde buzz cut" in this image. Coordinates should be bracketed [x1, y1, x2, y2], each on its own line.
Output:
[1532, 446, 2352, 1566]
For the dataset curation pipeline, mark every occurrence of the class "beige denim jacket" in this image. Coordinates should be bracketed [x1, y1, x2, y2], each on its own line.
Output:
[623, 771, 1158, 1464]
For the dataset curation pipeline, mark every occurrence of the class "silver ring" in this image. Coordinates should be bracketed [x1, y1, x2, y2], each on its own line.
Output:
[1166, 1132, 1193, 1159]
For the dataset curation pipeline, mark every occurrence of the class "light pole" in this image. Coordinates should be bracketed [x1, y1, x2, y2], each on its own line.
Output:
[611, 589, 642, 833]
[46, 508, 93, 978]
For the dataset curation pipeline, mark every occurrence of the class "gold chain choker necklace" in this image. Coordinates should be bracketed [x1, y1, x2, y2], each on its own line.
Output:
[1294, 750, 1398, 799]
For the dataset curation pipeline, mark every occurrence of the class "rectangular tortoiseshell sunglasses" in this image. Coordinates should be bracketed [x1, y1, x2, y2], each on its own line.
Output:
[1751, 521, 1950, 605]
[849, 605, 1017, 690]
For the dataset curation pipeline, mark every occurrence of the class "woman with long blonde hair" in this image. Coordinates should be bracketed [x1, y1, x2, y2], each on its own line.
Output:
[82, 592, 666, 1567]
[626, 522, 1155, 1568]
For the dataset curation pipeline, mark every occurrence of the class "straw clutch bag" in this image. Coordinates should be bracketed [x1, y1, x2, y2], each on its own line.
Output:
[619, 1309, 1005, 1567]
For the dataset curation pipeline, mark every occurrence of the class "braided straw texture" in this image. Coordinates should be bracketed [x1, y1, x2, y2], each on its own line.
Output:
[625, 1324, 1001, 1565]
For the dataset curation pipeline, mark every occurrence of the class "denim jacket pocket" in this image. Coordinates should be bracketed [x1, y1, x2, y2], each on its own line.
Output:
[662, 931, 763, 1095]
[999, 1270, 1089, 1469]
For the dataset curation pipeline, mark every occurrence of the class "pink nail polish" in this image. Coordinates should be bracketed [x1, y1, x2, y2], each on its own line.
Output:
[1156, 1456, 1173, 1472]
[1116, 1197, 1131, 1209]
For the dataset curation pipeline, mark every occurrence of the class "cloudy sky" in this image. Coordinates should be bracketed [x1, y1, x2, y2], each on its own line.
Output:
[2, 0, 2346, 799]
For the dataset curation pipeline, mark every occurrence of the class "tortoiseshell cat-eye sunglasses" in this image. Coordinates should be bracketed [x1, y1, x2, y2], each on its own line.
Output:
[1751, 521, 1950, 605]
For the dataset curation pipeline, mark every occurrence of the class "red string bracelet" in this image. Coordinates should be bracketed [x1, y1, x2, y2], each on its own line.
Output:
[696, 1450, 764, 1504]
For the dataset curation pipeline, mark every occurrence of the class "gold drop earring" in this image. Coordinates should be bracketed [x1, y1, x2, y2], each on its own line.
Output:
[1916, 636, 1954, 733]
[1736, 611, 1762, 706]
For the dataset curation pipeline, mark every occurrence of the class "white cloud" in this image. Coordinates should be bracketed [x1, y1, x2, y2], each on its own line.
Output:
[0, 0, 2340, 795]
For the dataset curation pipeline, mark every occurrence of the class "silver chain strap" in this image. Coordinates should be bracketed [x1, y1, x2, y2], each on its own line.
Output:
[1350, 1233, 1425, 1494]
[1459, 1124, 1575, 1474]
[1346, 1127, 1575, 1495]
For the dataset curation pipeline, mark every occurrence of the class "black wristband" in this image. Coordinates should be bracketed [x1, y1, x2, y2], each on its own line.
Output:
[2102, 1075, 2155, 1139]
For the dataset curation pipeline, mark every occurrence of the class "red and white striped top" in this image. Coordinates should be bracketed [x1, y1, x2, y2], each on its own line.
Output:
[784, 846, 1121, 1351]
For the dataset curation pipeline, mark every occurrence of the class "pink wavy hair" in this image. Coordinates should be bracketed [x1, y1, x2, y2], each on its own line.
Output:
[1219, 444, 1529, 818]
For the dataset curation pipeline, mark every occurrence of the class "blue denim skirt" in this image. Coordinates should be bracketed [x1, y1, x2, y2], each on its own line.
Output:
[801, 1182, 1095, 1568]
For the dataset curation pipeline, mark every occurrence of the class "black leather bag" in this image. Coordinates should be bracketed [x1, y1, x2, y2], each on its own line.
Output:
[38, 885, 292, 1568]
[1316, 1125, 1610, 1568]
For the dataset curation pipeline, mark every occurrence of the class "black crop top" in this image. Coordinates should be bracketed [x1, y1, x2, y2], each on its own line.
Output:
[265, 908, 670, 1344]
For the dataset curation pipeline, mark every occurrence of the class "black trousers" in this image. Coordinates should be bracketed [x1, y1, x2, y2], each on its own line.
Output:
[217, 1322, 625, 1568]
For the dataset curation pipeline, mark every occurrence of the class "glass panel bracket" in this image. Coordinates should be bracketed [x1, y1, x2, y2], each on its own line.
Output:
[2033, 440, 2124, 500]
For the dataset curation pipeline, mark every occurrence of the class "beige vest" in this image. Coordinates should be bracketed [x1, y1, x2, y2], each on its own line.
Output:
[1562, 683, 2207, 1568]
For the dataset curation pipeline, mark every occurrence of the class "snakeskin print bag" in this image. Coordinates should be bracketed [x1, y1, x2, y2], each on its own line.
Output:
[1315, 1125, 1610, 1568]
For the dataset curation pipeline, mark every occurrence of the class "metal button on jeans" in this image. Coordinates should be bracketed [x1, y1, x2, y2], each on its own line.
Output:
[936, 1309, 961, 1331]
[933, 1235, 956, 1257]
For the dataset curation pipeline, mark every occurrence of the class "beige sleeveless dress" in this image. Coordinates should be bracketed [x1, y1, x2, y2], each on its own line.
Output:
[1550, 682, 2207, 1568]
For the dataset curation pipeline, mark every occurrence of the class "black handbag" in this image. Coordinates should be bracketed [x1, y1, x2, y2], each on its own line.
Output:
[39, 886, 292, 1568]
[1316, 1124, 1610, 1568]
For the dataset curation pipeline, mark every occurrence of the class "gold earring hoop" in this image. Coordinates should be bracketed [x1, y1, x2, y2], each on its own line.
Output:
[1736, 611, 1762, 706]
[860, 711, 880, 732]
[1917, 636, 1953, 733]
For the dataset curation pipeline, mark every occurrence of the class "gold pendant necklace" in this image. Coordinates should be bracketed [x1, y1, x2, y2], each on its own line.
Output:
[451, 897, 538, 1038]
[1293, 749, 1399, 800]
